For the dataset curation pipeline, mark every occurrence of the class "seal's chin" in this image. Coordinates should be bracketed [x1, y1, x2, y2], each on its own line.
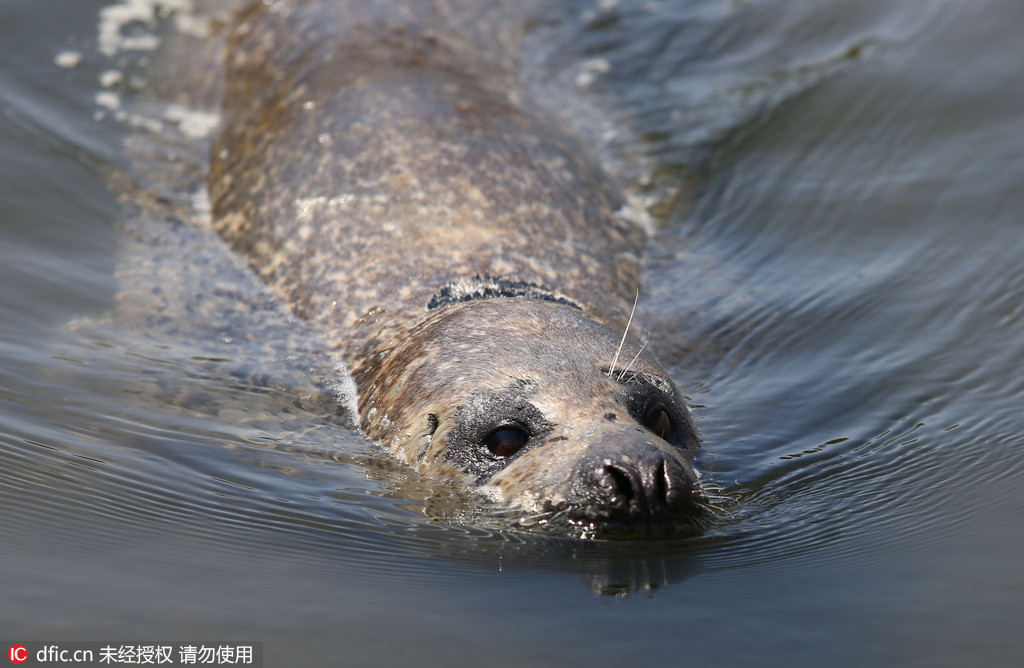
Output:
[484, 497, 709, 541]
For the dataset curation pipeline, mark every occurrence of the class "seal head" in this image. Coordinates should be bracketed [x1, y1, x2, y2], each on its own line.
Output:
[355, 297, 704, 537]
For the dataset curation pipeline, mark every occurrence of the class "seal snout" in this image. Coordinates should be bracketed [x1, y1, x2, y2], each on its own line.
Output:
[569, 440, 702, 529]
[597, 456, 674, 515]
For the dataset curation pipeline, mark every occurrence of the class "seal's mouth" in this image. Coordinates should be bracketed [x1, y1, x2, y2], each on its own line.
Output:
[505, 499, 710, 540]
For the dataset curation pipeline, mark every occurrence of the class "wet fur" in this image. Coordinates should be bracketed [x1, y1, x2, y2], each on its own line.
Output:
[194, 0, 704, 535]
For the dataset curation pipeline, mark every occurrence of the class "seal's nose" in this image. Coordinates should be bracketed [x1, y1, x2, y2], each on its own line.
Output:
[571, 440, 702, 525]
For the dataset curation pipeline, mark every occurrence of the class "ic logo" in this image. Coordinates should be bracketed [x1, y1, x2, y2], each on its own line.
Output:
[8, 645, 28, 664]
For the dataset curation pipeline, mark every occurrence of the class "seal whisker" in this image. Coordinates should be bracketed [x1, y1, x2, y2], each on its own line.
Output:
[516, 503, 573, 527]
[616, 338, 648, 382]
[607, 287, 640, 378]
[516, 509, 558, 527]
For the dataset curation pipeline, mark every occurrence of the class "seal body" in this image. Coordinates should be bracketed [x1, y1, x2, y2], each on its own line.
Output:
[208, 0, 704, 536]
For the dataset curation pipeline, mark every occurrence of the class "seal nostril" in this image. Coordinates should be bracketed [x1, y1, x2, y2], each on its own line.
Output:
[605, 464, 636, 503]
[604, 455, 683, 515]
[571, 444, 702, 528]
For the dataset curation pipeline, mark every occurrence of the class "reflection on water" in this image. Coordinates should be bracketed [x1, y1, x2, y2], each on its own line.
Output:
[3, 0, 1024, 664]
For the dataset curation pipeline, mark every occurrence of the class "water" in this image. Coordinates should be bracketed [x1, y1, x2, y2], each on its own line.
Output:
[3, 0, 1024, 665]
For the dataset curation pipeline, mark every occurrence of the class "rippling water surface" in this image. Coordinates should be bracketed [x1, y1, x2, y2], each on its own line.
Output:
[3, 0, 1024, 665]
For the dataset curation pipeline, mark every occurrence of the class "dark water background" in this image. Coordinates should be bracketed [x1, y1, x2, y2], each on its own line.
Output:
[3, 0, 1024, 665]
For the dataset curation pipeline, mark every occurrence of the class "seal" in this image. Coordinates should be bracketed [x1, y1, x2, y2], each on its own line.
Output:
[206, 0, 705, 536]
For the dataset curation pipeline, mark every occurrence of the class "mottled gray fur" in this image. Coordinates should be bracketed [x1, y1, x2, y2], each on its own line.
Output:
[186, 0, 703, 536]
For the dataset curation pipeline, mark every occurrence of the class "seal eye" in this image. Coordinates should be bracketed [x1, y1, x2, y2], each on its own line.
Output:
[644, 405, 675, 443]
[485, 427, 529, 458]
